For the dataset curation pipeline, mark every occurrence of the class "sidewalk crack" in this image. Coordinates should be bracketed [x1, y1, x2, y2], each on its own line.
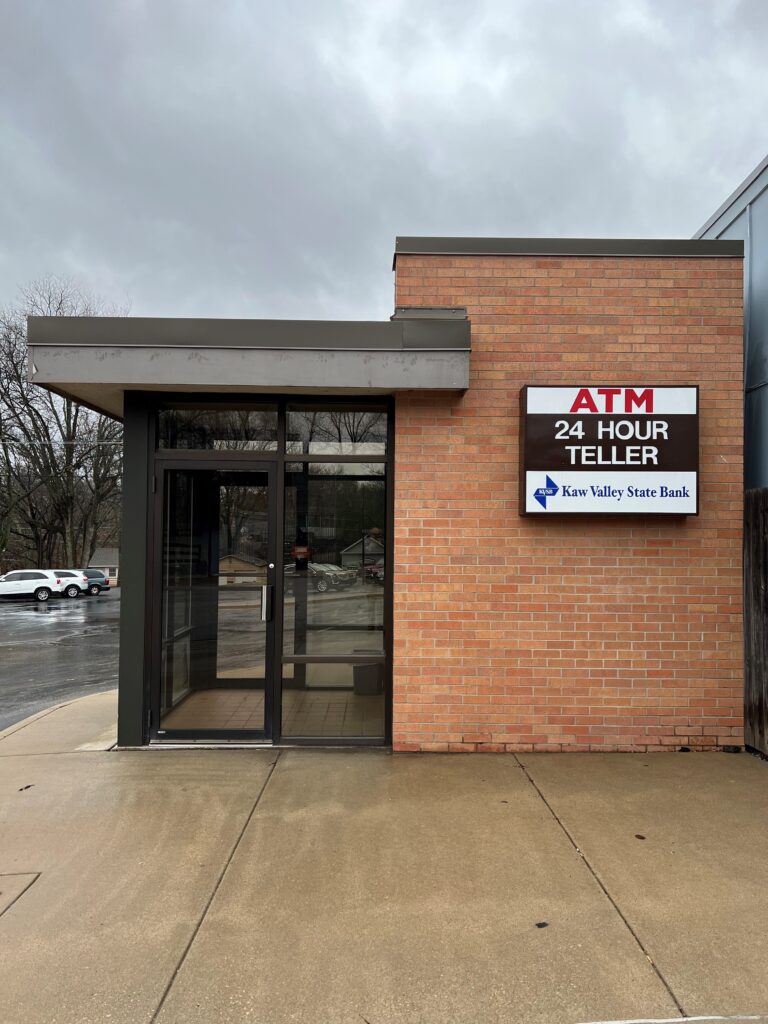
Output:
[513, 755, 686, 1019]
[0, 872, 40, 919]
[149, 751, 283, 1023]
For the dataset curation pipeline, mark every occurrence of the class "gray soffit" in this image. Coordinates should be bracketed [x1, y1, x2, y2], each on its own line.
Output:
[393, 236, 743, 266]
[27, 314, 471, 419]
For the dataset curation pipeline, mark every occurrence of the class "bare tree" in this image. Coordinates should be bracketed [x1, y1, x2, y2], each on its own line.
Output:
[0, 277, 123, 570]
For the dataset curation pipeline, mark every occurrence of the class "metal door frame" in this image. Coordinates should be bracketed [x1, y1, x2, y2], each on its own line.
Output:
[148, 457, 280, 742]
[141, 394, 393, 747]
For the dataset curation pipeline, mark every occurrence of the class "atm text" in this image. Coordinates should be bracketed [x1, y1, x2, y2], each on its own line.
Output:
[569, 388, 654, 414]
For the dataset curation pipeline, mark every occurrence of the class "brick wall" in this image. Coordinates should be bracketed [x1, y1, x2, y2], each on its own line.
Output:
[393, 254, 744, 752]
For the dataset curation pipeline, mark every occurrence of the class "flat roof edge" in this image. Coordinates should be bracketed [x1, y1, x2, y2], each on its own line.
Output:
[393, 236, 743, 264]
[27, 315, 470, 351]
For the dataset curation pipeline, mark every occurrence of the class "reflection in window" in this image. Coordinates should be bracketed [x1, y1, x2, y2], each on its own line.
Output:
[282, 461, 386, 739]
[158, 406, 278, 451]
[286, 463, 385, 476]
[286, 406, 387, 455]
[280, 663, 385, 737]
[218, 483, 268, 563]
[283, 469, 386, 646]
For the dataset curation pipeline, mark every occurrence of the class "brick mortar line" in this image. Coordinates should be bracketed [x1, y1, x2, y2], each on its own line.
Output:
[511, 755, 686, 1018]
[149, 750, 283, 1023]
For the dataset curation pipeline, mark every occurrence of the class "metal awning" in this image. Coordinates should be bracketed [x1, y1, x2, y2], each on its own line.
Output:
[27, 309, 471, 418]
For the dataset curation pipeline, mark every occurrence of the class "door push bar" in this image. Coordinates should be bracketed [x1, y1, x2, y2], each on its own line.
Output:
[260, 584, 273, 622]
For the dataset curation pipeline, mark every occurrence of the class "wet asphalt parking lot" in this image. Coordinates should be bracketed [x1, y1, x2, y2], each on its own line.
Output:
[0, 589, 119, 731]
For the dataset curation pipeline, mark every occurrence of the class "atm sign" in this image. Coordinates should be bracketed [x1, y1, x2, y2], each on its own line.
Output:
[521, 386, 699, 515]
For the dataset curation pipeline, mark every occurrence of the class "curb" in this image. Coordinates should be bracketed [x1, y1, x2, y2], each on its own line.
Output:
[0, 699, 75, 741]
[0, 689, 118, 742]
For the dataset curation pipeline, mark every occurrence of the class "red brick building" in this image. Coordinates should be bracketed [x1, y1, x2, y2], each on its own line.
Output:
[28, 236, 744, 751]
[393, 240, 743, 752]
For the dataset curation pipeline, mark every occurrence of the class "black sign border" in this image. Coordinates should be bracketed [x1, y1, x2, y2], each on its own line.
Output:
[519, 384, 700, 518]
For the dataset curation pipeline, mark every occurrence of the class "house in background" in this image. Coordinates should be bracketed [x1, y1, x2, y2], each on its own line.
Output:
[696, 153, 768, 755]
[88, 546, 119, 586]
[340, 535, 385, 570]
[219, 553, 266, 585]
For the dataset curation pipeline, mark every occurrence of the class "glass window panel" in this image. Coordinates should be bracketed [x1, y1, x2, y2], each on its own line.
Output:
[218, 482, 269, 563]
[158, 406, 278, 451]
[170, 636, 191, 704]
[281, 660, 385, 738]
[286, 406, 387, 455]
[283, 470, 386, 657]
[215, 479, 269, 686]
[216, 585, 267, 681]
[285, 462, 385, 476]
[162, 470, 197, 646]
[159, 468, 269, 734]
[283, 572, 384, 655]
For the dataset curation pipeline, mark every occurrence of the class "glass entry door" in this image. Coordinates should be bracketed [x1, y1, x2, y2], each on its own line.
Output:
[153, 465, 276, 739]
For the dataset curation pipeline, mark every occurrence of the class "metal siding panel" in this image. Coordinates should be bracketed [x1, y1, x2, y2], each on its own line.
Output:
[744, 488, 768, 754]
[745, 391, 768, 490]
[716, 208, 748, 241]
[695, 155, 768, 238]
[748, 194, 768, 395]
[116, 393, 152, 746]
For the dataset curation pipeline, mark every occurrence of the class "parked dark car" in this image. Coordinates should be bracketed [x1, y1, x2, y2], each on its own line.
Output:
[284, 562, 357, 594]
[81, 569, 110, 596]
[364, 560, 385, 583]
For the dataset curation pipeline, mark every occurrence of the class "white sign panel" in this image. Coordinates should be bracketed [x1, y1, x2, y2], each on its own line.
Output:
[525, 386, 697, 416]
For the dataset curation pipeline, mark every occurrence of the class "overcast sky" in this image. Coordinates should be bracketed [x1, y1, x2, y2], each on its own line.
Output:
[1, 0, 766, 320]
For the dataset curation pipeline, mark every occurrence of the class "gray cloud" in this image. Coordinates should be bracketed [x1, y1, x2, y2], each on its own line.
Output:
[0, 0, 766, 320]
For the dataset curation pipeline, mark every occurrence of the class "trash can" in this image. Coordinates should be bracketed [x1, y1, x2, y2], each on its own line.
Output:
[352, 651, 384, 695]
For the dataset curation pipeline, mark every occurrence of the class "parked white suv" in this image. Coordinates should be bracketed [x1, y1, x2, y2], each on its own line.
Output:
[54, 569, 90, 599]
[0, 570, 63, 602]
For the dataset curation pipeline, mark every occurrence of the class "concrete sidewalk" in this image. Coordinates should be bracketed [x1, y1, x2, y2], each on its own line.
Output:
[1, 693, 767, 1024]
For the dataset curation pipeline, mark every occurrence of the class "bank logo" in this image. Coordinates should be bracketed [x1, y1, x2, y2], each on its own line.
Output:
[534, 475, 559, 509]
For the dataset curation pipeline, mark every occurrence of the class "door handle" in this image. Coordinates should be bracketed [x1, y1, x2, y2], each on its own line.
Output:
[260, 584, 272, 622]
